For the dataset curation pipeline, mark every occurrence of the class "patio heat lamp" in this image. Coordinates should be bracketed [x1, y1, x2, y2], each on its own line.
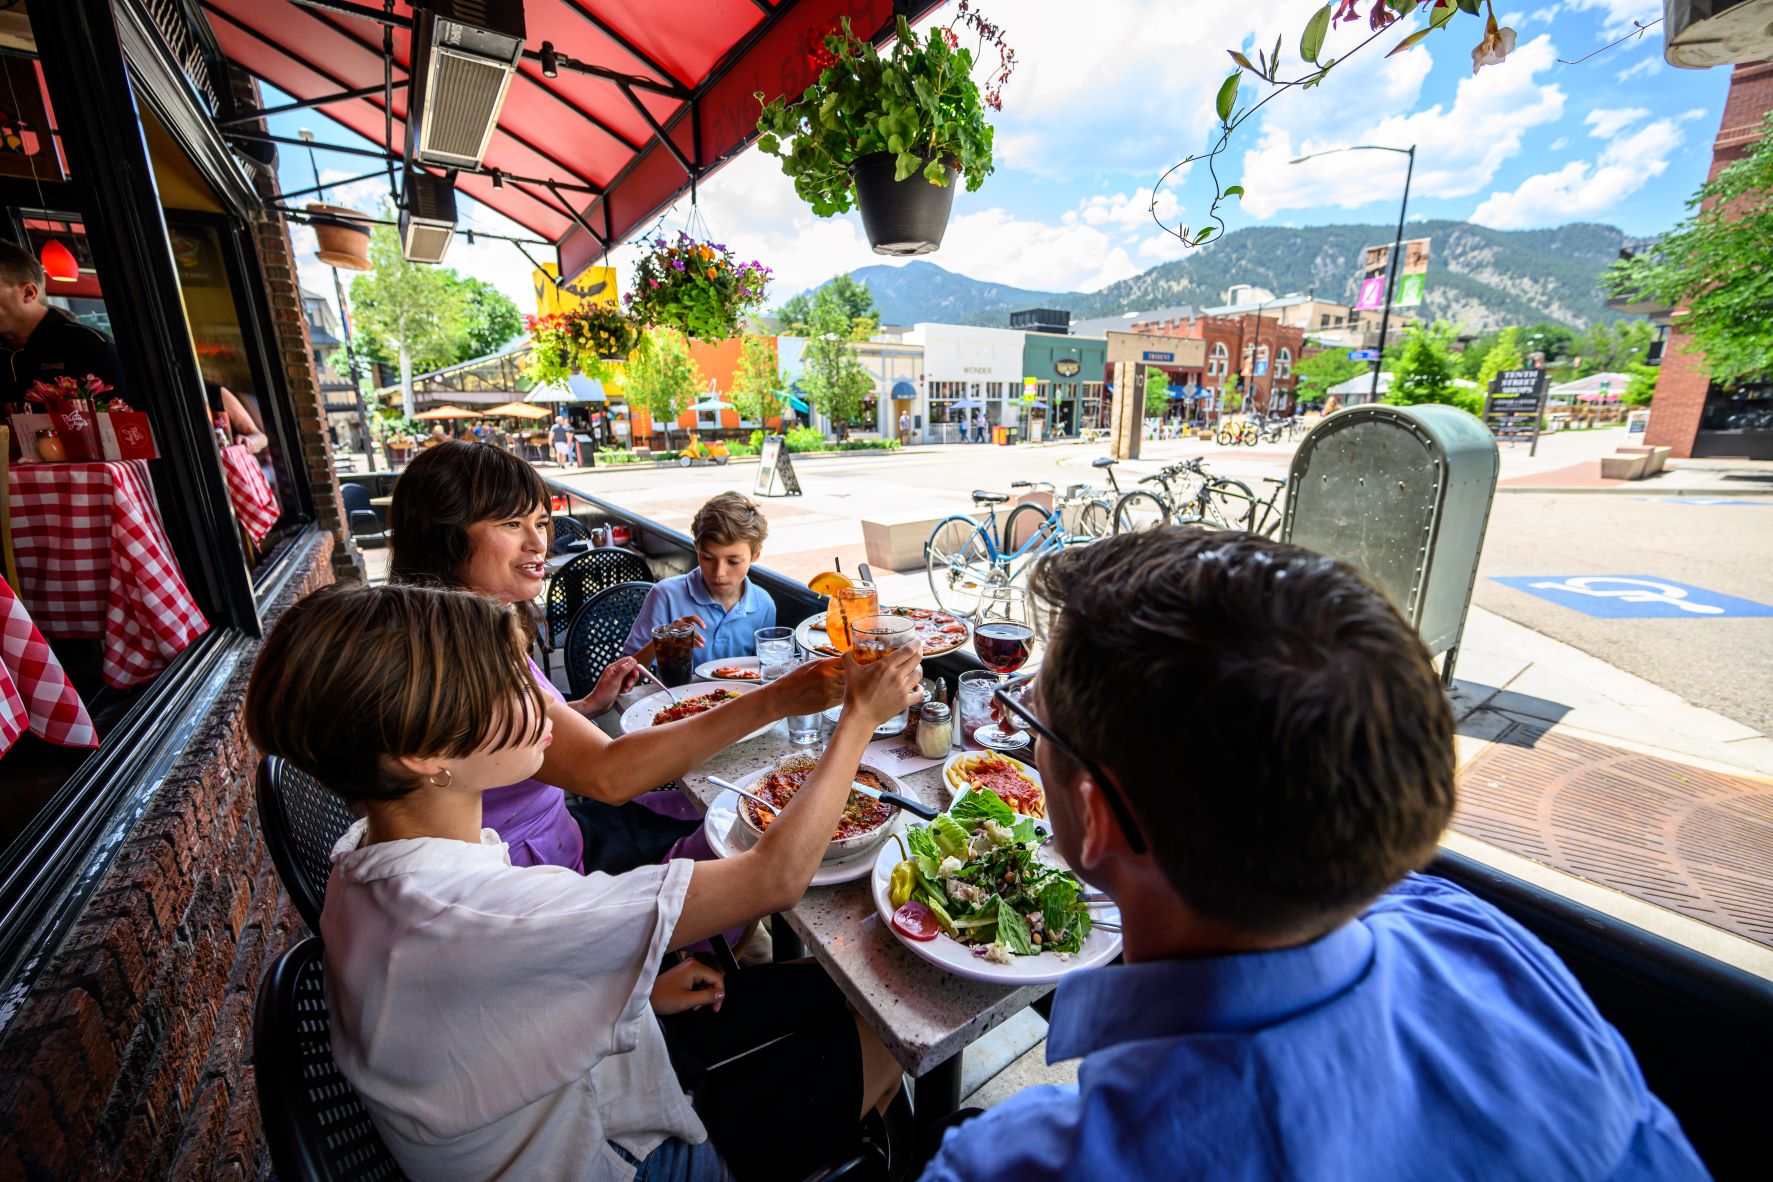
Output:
[39, 238, 78, 283]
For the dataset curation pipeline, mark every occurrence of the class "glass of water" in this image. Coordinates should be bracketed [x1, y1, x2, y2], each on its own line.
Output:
[755, 627, 795, 681]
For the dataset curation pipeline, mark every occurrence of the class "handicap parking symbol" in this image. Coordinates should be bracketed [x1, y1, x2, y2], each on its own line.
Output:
[1491, 576, 1773, 619]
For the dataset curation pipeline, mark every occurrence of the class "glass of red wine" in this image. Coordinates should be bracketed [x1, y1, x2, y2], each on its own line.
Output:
[973, 585, 1033, 750]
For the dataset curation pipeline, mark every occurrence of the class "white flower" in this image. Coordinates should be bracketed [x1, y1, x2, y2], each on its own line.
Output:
[1471, 15, 1517, 74]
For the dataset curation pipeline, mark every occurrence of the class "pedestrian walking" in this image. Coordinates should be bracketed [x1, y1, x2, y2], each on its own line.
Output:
[550, 415, 574, 466]
[897, 410, 911, 446]
[971, 410, 985, 444]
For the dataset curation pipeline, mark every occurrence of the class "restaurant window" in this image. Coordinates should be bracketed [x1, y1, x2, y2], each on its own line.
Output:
[1277, 347, 1293, 378]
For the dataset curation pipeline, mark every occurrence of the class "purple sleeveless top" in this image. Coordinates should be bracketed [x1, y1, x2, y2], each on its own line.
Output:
[481, 660, 584, 872]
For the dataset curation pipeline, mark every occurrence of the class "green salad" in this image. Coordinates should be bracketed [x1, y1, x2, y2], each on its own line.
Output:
[886, 788, 1093, 962]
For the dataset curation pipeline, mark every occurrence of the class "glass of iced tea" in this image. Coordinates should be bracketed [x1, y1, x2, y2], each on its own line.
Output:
[651, 622, 697, 687]
[849, 614, 918, 736]
[826, 584, 880, 653]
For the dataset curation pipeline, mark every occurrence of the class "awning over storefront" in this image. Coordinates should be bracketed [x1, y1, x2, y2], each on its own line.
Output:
[891, 379, 917, 400]
[786, 395, 810, 414]
[206, 1, 944, 278]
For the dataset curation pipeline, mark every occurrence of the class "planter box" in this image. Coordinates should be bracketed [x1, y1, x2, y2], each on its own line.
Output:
[1601, 452, 1650, 481]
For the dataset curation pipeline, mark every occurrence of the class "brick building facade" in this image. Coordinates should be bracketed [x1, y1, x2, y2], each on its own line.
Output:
[1647, 62, 1773, 459]
[1129, 310, 1307, 414]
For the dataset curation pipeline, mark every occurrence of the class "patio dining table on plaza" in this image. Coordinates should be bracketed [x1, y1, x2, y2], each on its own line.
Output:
[217, 443, 279, 545]
[6, 459, 209, 687]
[660, 714, 1055, 1135]
[1, 576, 97, 756]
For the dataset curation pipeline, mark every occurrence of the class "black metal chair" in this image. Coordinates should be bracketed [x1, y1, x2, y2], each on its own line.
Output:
[257, 937, 884, 1182]
[256, 755, 357, 933]
[255, 936, 408, 1181]
[551, 514, 589, 545]
[543, 548, 654, 672]
[563, 580, 654, 699]
[340, 482, 390, 548]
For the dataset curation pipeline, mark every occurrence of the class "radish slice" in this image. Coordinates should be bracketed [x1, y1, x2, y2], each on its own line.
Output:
[892, 900, 940, 941]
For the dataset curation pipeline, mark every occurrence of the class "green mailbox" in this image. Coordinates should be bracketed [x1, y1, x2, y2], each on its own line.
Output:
[1281, 404, 1499, 682]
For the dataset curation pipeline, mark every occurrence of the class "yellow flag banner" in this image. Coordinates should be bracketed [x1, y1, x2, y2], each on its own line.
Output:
[531, 263, 619, 317]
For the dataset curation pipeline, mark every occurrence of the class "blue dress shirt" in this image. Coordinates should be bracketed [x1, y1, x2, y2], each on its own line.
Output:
[921, 875, 1709, 1182]
[622, 568, 776, 664]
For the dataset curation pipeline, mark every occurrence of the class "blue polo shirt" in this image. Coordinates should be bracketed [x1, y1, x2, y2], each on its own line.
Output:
[621, 568, 776, 663]
[922, 875, 1707, 1182]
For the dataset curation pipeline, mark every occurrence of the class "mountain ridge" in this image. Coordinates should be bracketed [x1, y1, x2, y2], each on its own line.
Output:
[815, 221, 1627, 334]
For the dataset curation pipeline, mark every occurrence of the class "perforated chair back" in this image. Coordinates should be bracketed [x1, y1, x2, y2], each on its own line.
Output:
[564, 580, 654, 699]
[545, 548, 654, 645]
[257, 755, 357, 933]
[255, 936, 408, 1181]
[551, 514, 589, 544]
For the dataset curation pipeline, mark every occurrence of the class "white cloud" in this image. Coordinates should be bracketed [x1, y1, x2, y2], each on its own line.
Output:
[1065, 187, 1179, 229]
[1585, 106, 1650, 139]
[1613, 54, 1661, 83]
[1236, 35, 1566, 219]
[1471, 108, 1702, 227]
[1549, 136, 1572, 150]
[1561, 0, 1662, 38]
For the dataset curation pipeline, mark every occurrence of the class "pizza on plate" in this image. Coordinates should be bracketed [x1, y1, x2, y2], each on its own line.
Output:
[652, 689, 739, 725]
[804, 607, 969, 656]
[945, 752, 1045, 818]
[712, 666, 761, 680]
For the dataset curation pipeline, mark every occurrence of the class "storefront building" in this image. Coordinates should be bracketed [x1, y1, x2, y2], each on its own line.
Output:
[906, 322, 1026, 442]
[856, 334, 924, 439]
[1021, 331, 1106, 437]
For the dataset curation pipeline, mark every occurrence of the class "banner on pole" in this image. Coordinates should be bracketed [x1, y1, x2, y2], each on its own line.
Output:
[1354, 238, 1431, 310]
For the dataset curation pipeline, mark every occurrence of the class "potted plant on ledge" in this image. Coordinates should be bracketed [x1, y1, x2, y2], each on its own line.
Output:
[626, 232, 772, 341]
[755, 6, 1010, 256]
[525, 302, 640, 386]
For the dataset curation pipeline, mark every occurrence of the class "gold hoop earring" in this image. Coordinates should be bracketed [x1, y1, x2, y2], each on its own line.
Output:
[426, 768, 454, 789]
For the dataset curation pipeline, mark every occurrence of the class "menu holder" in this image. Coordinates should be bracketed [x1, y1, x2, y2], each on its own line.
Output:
[98, 411, 158, 460]
[8, 411, 160, 462]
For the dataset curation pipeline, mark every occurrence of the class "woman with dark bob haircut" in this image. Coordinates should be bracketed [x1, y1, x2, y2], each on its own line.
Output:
[389, 441, 845, 873]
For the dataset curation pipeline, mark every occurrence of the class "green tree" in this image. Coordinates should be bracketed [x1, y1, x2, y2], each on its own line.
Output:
[1293, 348, 1367, 394]
[1621, 363, 1659, 407]
[1142, 366, 1169, 416]
[730, 334, 784, 425]
[1384, 323, 1480, 415]
[448, 275, 524, 362]
[348, 219, 468, 416]
[776, 273, 880, 339]
[626, 328, 702, 447]
[1569, 320, 1655, 377]
[1475, 327, 1525, 393]
[801, 285, 874, 435]
[1519, 322, 1576, 366]
[1604, 111, 1773, 385]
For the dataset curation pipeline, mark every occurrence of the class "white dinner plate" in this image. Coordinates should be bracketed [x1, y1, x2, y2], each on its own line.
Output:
[694, 656, 764, 682]
[619, 681, 771, 741]
[939, 750, 1046, 819]
[869, 824, 1120, 985]
[702, 779, 904, 887]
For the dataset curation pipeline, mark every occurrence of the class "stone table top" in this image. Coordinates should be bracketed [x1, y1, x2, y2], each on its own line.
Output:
[676, 718, 1052, 1077]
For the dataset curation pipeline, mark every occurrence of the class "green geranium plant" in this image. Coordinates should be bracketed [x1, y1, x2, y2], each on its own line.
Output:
[524, 302, 640, 385]
[626, 232, 772, 341]
[754, 5, 1009, 216]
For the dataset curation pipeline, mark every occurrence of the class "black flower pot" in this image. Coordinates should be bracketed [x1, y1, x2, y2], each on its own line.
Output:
[850, 152, 960, 257]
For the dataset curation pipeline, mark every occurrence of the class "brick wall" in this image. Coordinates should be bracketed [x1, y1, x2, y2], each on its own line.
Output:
[225, 66, 363, 585]
[0, 531, 334, 1181]
[1647, 62, 1772, 457]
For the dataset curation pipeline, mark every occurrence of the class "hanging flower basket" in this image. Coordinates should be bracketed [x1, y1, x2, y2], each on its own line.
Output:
[626, 232, 771, 341]
[525, 302, 641, 386]
[306, 203, 372, 271]
[756, 7, 1010, 255]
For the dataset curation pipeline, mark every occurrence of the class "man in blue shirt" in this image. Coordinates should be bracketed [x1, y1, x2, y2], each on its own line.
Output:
[624, 491, 776, 666]
[922, 530, 1708, 1182]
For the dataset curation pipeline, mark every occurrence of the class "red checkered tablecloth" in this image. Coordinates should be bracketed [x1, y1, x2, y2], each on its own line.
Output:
[7, 460, 209, 688]
[1, 577, 97, 754]
[220, 444, 280, 543]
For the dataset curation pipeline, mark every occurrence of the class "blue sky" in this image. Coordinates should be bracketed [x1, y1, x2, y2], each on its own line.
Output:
[275, 0, 1730, 316]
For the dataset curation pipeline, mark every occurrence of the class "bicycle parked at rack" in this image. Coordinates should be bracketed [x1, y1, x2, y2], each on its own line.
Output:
[1215, 418, 1261, 447]
[1112, 457, 1287, 536]
[924, 480, 1102, 617]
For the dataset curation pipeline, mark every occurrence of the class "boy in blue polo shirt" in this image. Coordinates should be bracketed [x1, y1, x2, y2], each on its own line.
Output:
[921, 530, 1707, 1182]
[625, 492, 776, 666]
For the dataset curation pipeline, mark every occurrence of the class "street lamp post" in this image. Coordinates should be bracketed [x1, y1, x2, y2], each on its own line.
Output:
[299, 128, 377, 472]
[1291, 144, 1416, 402]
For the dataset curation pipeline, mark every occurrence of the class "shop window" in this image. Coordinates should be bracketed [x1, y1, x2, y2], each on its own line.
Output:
[1209, 341, 1229, 377]
[1277, 348, 1293, 378]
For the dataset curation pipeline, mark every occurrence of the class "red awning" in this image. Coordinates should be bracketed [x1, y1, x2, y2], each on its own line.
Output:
[202, 0, 944, 278]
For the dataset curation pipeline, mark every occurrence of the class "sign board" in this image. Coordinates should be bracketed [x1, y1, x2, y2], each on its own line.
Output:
[1348, 349, 1381, 361]
[1354, 237, 1431, 310]
[532, 263, 618, 317]
[1055, 357, 1081, 377]
[1483, 368, 1549, 456]
[754, 434, 803, 497]
[1141, 350, 1174, 363]
[1106, 331, 1204, 368]
[1490, 576, 1773, 620]
[1254, 359, 1268, 377]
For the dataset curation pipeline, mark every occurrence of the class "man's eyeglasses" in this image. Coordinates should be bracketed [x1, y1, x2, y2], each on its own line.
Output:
[992, 674, 1148, 856]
